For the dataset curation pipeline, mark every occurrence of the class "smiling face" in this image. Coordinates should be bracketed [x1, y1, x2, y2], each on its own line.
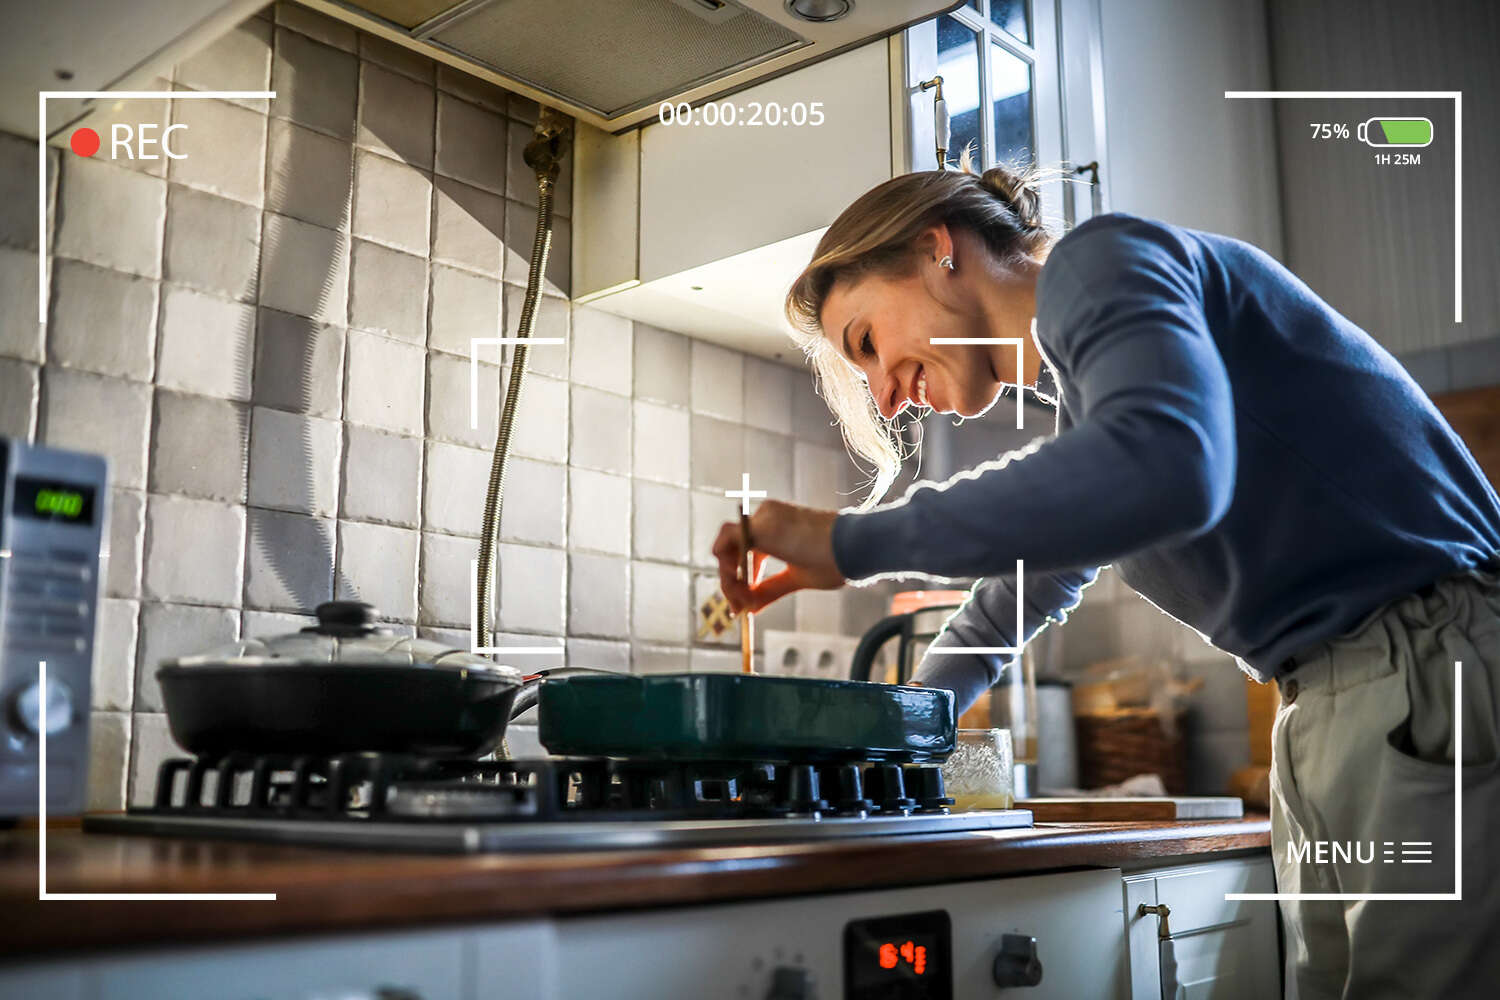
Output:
[817, 228, 1038, 420]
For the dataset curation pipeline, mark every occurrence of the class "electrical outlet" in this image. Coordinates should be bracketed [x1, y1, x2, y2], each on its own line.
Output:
[763, 630, 862, 681]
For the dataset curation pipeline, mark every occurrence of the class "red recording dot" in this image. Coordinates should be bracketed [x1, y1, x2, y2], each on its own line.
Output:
[70, 128, 99, 157]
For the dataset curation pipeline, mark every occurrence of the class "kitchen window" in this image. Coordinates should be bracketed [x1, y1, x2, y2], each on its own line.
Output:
[905, 0, 1052, 174]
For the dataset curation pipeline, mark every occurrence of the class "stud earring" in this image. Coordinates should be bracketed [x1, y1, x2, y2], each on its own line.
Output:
[937, 255, 955, 271]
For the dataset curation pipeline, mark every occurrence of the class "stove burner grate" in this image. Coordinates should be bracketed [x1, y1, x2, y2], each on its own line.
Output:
[136, 753, 955, 824]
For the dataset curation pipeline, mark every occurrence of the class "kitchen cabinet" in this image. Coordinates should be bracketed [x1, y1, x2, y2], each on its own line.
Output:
[0, 0, 262, 140]
[1123, 855, 1281, 999]
[574, 0, 1104, 362]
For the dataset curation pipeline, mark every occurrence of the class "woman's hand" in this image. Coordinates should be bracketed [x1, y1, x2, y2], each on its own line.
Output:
[713, 500, 845, 613]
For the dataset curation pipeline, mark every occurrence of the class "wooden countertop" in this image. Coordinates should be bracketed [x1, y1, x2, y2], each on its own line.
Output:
[1, 814, 1269, 960]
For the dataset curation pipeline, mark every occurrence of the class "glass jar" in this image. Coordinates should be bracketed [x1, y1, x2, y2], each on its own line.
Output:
[940, 727, 1014, 811]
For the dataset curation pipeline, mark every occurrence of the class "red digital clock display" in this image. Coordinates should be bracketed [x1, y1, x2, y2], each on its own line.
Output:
[844, 910, 952, 999]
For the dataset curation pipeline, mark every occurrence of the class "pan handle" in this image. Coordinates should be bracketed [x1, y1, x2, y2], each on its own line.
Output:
[508, 666, 618, 720]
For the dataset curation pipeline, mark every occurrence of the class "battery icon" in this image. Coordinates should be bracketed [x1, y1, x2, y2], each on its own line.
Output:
[1357, 117, 1433, 147]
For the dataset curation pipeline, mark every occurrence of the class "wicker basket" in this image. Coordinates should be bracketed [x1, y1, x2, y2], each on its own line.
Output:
[1074, 708, 1187, 794]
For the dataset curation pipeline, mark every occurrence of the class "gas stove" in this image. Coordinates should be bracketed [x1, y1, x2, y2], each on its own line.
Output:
[85, 752, 1033, 852]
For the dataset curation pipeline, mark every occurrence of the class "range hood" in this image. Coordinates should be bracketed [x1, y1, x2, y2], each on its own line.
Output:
[305, 0, 960, 132]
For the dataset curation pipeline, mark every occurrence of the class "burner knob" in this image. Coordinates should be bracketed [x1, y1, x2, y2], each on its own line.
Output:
[825, 763, 871, 814]
[908, 766, 955, 812]
[992, 934, 1044, 988]
[765, 966, 813, 1000]
[865, 765, 915, 813]
[11, 675, 73, 736]
[782, 764, 827, 813]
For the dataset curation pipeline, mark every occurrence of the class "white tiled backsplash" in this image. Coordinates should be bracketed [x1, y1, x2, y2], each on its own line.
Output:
[0, 2, 857, 811]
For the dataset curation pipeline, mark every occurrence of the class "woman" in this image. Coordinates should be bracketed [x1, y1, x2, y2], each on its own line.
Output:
[713, 165, 1500, 999]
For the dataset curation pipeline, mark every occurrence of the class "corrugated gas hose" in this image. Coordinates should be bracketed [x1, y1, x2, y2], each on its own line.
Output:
[476, 107, 572, 652]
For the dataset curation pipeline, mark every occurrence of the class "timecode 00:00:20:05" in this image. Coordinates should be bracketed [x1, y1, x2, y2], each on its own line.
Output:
[658, 101, 827, 127]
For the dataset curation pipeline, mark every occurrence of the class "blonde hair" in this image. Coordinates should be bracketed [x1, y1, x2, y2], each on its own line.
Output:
[785, 160, 1055, 507]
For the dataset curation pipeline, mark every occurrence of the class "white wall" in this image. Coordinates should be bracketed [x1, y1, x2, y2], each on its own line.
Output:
[1097, 0, 1283, 257]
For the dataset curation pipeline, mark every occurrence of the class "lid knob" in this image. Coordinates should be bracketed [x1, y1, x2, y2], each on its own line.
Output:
[308, 601, 382, 636]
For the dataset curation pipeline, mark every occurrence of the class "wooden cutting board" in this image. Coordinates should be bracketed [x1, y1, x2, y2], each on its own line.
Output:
[1018, 796, 1244, 821]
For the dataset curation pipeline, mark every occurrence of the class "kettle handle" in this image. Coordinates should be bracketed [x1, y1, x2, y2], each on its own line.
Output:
[849, 614, 912, 683]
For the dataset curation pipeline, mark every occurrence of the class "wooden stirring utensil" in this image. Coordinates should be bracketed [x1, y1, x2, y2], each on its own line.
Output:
[740, 512, 754, 675]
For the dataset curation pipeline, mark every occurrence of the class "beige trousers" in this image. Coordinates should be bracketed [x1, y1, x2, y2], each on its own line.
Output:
[1269, 564, 1500, 999]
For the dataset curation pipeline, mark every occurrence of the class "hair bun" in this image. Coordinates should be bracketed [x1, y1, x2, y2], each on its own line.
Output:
[980, 166, 1044, 232]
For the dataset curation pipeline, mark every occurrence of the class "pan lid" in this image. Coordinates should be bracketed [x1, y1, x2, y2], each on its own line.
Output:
[162, 601, 521, 678]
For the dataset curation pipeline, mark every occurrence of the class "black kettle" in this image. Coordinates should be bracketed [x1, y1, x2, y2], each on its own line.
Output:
[849, 601, 964, 684]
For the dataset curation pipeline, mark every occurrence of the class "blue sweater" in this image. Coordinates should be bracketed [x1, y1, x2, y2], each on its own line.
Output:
[832, 213, 1500, 712]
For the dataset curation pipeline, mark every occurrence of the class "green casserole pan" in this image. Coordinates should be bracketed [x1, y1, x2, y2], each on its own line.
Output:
[536, 673, 955, 762]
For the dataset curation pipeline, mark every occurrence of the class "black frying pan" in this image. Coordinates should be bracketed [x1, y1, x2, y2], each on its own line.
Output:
[156, 602, 524, 758]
